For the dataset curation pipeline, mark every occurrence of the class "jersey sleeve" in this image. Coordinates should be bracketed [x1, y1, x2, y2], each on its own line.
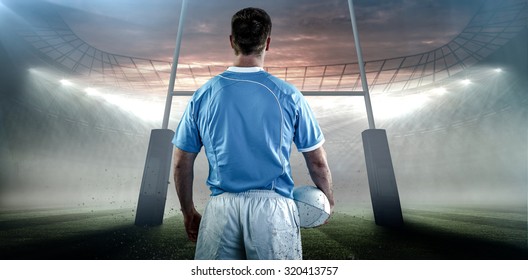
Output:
[172, 99, 202, 153]
[293, 94, 325, 152]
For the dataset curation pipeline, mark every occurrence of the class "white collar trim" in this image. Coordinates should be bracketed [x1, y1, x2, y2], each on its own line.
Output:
[227, 66, 264, 73]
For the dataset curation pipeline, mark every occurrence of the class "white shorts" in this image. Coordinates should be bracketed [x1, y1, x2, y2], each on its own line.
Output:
[195, 190, 302, 260]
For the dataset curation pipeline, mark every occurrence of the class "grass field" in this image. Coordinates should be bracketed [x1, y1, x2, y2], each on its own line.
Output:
[0, 206, 526, 260]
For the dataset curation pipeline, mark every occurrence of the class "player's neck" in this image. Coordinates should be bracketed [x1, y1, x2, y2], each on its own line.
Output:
[233, 54, 265, 68]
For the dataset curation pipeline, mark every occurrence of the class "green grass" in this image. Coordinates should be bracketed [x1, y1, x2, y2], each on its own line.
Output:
[0, 206, 526, 260]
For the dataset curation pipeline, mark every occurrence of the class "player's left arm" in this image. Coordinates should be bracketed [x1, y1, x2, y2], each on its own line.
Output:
[173, 147, 201, 242]
[302, 146, 335, 215]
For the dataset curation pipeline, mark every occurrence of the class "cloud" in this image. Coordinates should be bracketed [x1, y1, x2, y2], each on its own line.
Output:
[45, 0, 481, 65]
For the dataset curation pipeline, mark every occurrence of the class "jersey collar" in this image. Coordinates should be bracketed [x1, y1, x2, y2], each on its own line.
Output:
[227, 66, 265, 73]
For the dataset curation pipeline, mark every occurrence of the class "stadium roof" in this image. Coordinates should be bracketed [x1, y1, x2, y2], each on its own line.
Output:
[6, 0, 528, 95]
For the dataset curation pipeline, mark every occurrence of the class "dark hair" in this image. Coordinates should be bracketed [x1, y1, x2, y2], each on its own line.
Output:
[231, 7, 272, 56]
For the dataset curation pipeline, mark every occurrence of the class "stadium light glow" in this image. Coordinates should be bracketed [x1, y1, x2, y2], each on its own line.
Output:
[84, 87, 101, 96]
[461, 79, 471, 85]
[373, 93, 430, 120]
[84, 87, 162, 122]
[432, 87, 447, 95]
[104, 95, 162, 122]
[60, 79, 73, 86]
[494, 68, 502, 73]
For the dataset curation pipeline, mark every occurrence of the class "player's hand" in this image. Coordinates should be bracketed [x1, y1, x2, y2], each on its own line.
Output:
[183, 208, 202, 242]
[324, 194, 334, 225]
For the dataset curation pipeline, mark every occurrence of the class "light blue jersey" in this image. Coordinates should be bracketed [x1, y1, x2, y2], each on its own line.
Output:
[173, 67, 324, 198]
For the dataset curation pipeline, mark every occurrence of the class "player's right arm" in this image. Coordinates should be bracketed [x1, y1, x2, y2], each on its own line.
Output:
[173, 147, 201, 242]
[302, 146, 334, 215]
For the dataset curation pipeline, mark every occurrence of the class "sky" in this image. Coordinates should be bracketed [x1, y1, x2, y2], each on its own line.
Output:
[44, 0, 483, 66]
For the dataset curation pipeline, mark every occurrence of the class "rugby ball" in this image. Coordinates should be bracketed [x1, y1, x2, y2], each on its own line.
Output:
[293, 185, 331, 228]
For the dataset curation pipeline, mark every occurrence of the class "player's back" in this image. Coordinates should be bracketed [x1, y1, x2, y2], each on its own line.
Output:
[198, 67, 289, 194]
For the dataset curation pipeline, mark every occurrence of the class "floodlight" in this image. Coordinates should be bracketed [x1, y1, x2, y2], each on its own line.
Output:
[461, 79, 471, 85]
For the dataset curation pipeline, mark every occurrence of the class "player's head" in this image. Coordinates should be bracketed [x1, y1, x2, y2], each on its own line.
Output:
[230, 7, 272, 56]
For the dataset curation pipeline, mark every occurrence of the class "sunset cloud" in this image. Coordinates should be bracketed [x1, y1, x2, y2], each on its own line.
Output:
[23, 0, 481, 66]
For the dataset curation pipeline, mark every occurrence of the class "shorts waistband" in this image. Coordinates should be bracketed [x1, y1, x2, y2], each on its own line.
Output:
[216, 189, 287, 199]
